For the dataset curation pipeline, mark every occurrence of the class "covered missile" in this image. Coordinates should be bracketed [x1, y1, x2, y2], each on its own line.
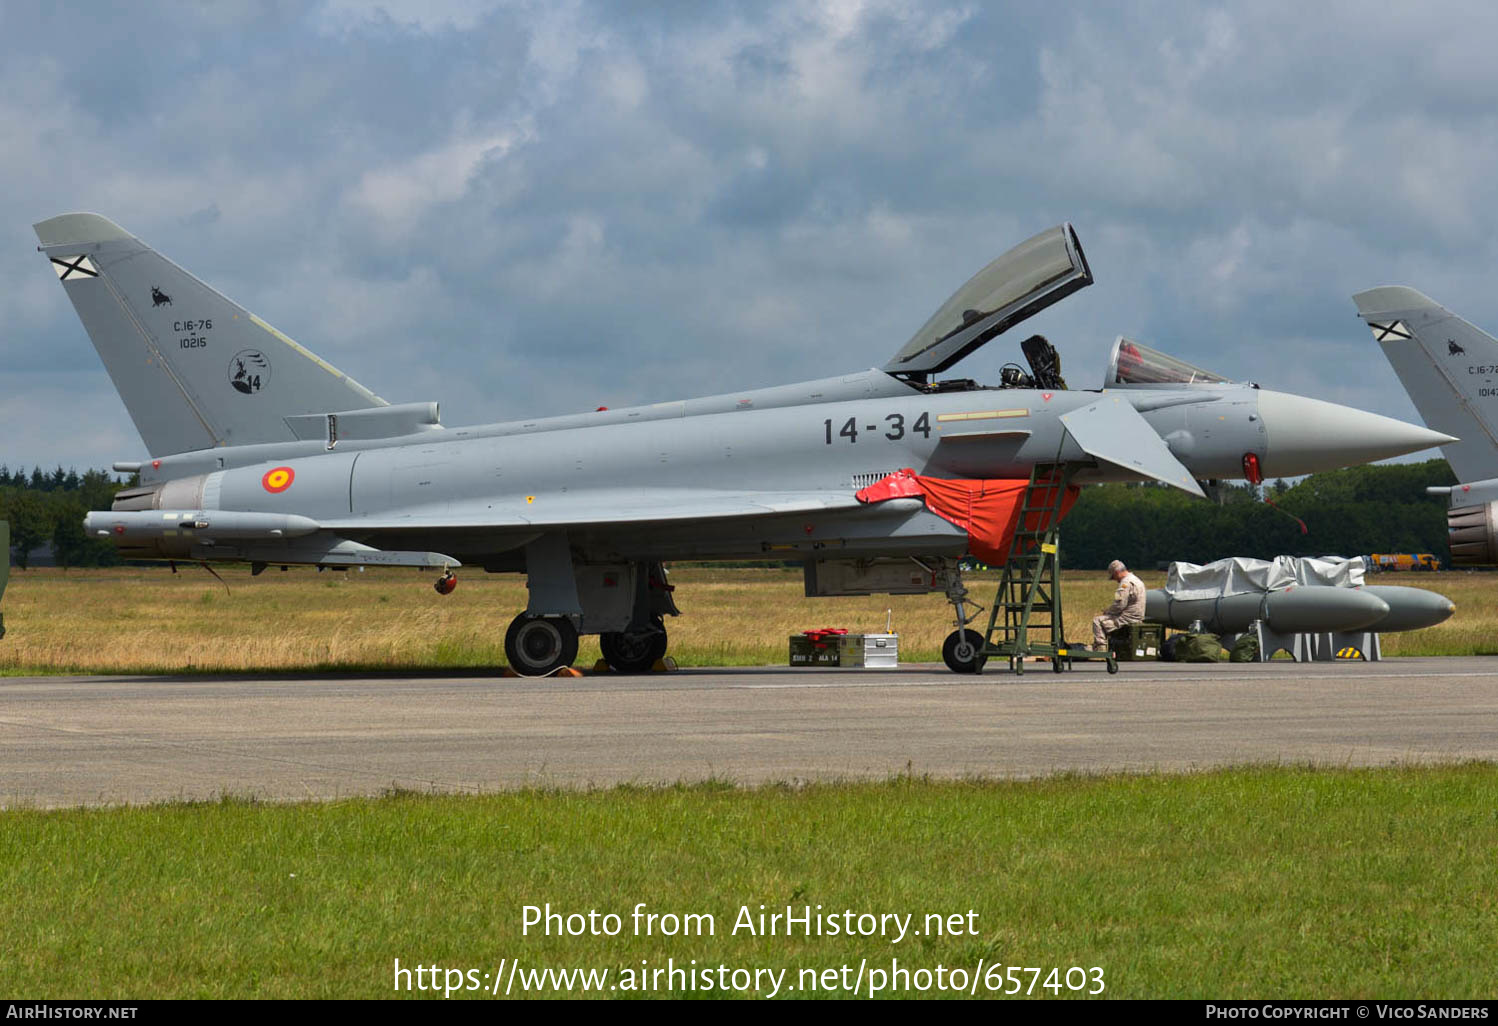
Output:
[1357, 586, 1457, 632]
[1146, 586, 1390, 635]
[1146, 584, 1457, 635]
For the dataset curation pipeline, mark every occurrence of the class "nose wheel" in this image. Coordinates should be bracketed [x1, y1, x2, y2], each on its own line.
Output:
[942, 628, 987, 674]
[504, 613, 579, 676]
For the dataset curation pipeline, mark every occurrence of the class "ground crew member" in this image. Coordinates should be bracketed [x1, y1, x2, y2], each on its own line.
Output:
[1092, 559, 1145, 649]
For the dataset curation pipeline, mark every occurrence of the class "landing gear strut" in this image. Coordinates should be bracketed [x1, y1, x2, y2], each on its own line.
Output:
[924, 559, 987, 674]
[504, 613, 579, 676]
[599, 616, 669, 673]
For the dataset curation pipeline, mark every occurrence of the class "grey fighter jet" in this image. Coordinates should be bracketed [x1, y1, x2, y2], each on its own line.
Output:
[1355, 286, 1498, 565]
[35, 214, 1451, 674]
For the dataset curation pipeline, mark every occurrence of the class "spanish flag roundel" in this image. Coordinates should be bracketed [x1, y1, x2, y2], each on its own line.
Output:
[262, 466, 295, 493]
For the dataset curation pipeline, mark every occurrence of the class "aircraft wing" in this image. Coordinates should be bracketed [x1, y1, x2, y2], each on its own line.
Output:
[317, 489, 870, 533]
[1061, 396, 1206, 497]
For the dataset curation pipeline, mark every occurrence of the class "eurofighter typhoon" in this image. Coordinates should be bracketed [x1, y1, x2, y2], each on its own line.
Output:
[36, 214, 1452, 674]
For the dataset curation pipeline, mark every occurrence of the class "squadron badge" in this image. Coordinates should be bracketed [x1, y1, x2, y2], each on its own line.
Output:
[230, 350, 270, 394]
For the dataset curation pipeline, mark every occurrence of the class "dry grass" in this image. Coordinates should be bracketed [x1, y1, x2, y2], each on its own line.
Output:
[0, 564, 1491, 674]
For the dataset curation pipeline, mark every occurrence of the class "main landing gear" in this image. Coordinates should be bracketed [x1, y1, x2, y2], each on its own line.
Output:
[599, 616, 669, 673]
[504, 613, 579, 676]
[502, 613, 673, 675]
[498, 557, 678, 676]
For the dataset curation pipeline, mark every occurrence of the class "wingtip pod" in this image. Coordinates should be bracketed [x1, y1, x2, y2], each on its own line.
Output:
[33, 212, 134, 249]
[84, 510, 322, 542]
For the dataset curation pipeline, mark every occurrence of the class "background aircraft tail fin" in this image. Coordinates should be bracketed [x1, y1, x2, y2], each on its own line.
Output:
[34, 212, 385, 457]
[1354, 285, 1498, 482]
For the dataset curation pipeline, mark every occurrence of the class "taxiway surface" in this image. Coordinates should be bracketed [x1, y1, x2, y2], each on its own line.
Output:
[2, 658, 1495, 806]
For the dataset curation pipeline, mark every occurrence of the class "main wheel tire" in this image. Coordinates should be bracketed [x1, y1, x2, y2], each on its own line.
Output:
[504, 614, 579, 676]
[600, 617, 669, 673]
[942, 629, 987, 674]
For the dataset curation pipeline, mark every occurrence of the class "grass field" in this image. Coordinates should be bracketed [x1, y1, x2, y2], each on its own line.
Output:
[0, 565, 1491, 674]
[0, 766, 1493, 999]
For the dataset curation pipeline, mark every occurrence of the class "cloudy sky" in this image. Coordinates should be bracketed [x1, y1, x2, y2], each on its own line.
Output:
[4, 0, 1498, 474]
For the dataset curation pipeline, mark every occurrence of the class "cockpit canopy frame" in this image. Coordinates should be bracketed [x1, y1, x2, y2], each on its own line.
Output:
[1104, 336, 1234, 389]
[883, 223, 1092, 381]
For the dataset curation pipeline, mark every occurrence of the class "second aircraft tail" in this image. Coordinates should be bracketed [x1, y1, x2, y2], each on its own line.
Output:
[1354, 285, 1498, 482]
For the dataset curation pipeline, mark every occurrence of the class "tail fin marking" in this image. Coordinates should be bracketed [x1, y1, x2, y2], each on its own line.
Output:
[35, 212, 385, 457]
[1354, 285, 1498, 482]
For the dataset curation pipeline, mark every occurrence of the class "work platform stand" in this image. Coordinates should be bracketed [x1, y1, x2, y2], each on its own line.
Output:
[978, 463, 1117, 676]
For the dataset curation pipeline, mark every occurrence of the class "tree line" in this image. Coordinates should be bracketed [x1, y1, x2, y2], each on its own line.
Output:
[1060, 459, 1457, 569]
[1, 468, 131, 569]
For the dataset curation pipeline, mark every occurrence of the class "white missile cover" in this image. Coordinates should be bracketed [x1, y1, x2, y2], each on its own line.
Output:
[1165, 555, 1364, 600]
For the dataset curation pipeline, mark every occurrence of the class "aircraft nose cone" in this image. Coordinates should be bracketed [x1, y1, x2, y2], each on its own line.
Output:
[1256, 391, 1457, 477]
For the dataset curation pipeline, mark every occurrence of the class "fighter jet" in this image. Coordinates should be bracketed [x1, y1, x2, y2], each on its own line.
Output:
[1354, 286, 1498, 566]
[35, 214, 1452, 674]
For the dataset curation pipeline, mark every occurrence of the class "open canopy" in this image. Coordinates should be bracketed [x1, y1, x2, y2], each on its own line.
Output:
[1105, 337, 1232, 388]
[883, 223, 1092, 379]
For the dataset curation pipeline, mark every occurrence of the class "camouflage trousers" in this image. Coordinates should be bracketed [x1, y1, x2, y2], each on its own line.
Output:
[1092, 614, 1138, 649]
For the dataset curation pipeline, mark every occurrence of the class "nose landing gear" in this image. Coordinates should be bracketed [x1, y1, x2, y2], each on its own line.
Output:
[925, 559, 988, 674]
[942, 627, 987, 674]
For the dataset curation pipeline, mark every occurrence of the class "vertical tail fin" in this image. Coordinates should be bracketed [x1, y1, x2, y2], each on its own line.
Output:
[35, 213, 385, 456]
[1354, 285, 1498, 482]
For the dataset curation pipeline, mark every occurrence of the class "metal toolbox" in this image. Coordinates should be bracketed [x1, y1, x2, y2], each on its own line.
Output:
[789, 632, 899, 668]
[1108, 621, 1164, 661]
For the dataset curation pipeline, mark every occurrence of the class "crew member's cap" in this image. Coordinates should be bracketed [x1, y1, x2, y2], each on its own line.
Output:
[1107, 559, 1127, 575]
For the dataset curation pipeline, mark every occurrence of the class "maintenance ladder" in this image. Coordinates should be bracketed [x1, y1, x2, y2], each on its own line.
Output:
[979, 462, 1116, 675]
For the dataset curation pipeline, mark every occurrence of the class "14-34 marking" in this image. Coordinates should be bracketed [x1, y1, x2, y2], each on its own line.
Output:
[824, 412, 930, 444]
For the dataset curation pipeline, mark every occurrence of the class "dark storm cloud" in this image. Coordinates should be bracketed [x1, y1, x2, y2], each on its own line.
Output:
[2, 0, 1496, 470]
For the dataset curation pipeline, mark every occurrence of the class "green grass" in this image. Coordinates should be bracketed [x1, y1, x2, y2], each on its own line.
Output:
[1, 765, 1495, 998]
